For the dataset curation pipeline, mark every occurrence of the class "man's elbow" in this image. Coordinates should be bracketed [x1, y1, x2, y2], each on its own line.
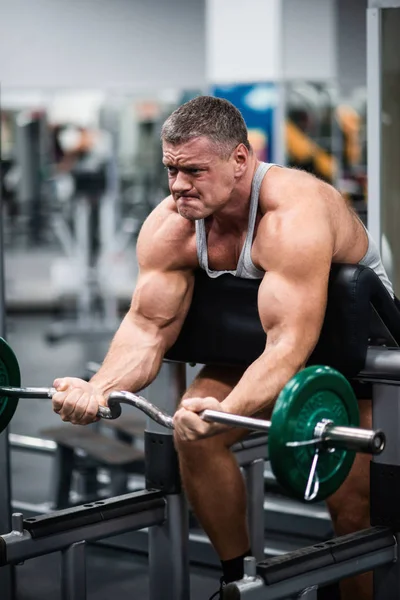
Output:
[265, 329, 319, 372]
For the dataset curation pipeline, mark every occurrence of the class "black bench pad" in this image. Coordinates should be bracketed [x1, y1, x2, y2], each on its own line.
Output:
[166, 265, 400, 377]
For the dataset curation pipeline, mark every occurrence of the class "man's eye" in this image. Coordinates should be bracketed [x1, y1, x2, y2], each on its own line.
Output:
[166, 166, 177, 175]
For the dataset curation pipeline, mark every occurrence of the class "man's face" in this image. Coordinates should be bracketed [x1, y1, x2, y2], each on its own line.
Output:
[162, 136, 237, 221]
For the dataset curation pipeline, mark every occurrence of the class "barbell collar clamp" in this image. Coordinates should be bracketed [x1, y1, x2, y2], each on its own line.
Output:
[287, 421, 385, 455]
[322, 424, 386, 455]
[304, 449, 320, 502]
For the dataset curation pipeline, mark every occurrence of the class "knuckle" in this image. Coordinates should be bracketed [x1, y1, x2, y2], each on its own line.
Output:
[76, 397, 89, 410]
[86, 408, 98, 420]
[52, 392, 64, 405]
[87, 397, 101, 417]
[63, 399, 76, 412]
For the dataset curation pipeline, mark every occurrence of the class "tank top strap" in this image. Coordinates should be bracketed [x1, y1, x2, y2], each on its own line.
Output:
[236, 162, 276, 277]
[195, 219, 208, 271]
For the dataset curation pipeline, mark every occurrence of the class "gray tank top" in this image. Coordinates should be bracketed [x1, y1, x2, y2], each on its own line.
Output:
[359, 226, 394, 297]
[195, 162, 395, 298]
[195, 162, 271, 279]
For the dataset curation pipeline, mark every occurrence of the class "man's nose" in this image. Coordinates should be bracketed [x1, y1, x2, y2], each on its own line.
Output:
[171, 171, 192, 194]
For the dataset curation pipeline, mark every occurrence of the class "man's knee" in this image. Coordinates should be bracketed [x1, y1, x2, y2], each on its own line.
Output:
[174, 430, 209, 454]
[173, 427, 247, 470]
[174, 429, 231, 458]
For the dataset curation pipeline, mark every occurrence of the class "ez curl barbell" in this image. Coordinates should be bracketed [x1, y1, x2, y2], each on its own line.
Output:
[0, 338, 385, 503]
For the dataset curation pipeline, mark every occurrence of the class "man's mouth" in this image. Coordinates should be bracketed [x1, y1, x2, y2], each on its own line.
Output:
[178, 196, 199, 203]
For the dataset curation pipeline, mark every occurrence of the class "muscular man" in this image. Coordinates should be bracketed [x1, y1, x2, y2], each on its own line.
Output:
[52, 96, 394, 600]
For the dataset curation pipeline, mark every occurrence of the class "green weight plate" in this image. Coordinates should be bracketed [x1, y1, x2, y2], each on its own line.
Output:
[0, 337, 21, 434]
[269, 365, 359, 503]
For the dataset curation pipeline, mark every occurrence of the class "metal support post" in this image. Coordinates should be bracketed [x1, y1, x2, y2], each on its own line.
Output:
[372, 383, 400, 600]
[52, 446, 75, 509]
[75, 197, 91, 325]
[61, 541, 87, 600]
[243, 458, 265, 561]
[149, 492, 190, 600]
[147, 362, 190, 600]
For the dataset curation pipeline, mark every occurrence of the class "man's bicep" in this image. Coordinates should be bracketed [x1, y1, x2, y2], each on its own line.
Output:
[258, 226, 332, 365]
[258, 187, 334, 354]
[131, 199, 195, 345]
[258, 269, 328, 356]
[130, 267, 194, 348]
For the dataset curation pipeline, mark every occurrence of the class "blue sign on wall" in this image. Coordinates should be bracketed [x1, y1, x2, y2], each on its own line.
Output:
[212, 83, 277, 163]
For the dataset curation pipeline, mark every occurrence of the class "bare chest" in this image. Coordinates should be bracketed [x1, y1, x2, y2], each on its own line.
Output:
[206, 239, 243, 271]
[204, 221, 261, 271]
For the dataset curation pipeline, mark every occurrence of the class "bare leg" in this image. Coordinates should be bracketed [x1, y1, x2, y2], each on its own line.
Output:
[174, 364, 254, 560]
[326, 399, 372, 600]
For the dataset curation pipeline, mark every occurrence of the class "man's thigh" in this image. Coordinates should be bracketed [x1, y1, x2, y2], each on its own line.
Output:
[180, 364, 270, 449]
[182, 364, 246, 404]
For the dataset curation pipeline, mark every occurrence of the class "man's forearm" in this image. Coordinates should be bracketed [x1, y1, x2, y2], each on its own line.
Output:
[220, 345, 304, 417]
[90, 313, 165, 397]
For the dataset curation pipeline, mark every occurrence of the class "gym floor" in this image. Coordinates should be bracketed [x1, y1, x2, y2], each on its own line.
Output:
[7, 314, 221, 600]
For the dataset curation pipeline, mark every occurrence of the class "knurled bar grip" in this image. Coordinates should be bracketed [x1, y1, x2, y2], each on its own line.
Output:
[0, 386, 385, 454]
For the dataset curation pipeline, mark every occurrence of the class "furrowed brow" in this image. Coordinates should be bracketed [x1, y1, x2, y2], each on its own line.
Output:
[163, 161, 207, 170]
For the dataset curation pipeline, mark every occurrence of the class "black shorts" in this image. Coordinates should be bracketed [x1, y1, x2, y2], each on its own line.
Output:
[350, 379, 372, 400]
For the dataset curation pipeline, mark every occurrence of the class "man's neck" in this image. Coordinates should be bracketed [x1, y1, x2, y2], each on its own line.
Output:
[209, 158, 260, 233]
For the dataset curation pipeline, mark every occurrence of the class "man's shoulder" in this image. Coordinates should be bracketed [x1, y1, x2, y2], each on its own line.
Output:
[137, 196, 196, 269]
[143, 195, 192, 233]
[260, 166, 327, 211]
[263, 165, 320, 192]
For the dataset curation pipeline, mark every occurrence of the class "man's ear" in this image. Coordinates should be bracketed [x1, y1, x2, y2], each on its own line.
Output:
[233, 143, 250, 176]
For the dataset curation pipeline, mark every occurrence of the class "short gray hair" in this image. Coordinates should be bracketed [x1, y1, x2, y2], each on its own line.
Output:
[161, 96, 251, 158]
